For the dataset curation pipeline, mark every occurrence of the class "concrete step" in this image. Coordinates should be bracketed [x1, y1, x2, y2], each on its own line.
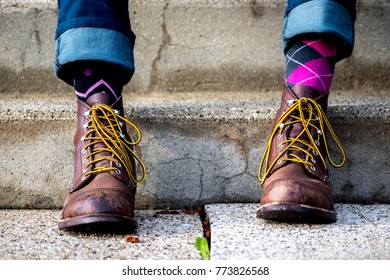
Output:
[0, 91, 389, 209]
[206, 203, 390, 260]
[1, 203, 389, 260]
[0, 208, 203, 260]
[0, 0, 389, 94]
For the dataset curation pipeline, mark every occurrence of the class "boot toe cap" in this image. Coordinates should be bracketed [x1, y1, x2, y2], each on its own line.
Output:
[260, 178, 334, 211]
[63, 188, 133, 219]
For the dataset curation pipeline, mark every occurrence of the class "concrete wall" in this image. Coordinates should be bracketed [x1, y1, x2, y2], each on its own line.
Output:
[0, 0, 389, 94]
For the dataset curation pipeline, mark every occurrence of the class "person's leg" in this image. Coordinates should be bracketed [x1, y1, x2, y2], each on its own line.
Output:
[257, 0, 357, 223]
[282, 0, 356, 95]
[55, 0, 145, 232]
[55, 0, 136, 89]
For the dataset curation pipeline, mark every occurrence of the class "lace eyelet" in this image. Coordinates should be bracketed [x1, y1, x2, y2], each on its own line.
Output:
[84, 111, 90, 117]
[81, 136, 86, 142]
[287, 99, 294, 106]
[278, 123, 284, 129]
[313, 150, 318, 156]
[277, 159, 282, 164]
[116, 162, 122, 168]
[311, 158, 316, 164]
[315, 140, 321, 146]
[278, 143, 284, 149]
[310, 166, 316, 171]
[115, 170, 121, 175]
[81, 149, 86, 154]
[114, 109, 120, 114]
[119, 121, 124, 127]
[83, 123, 88, 129]
[277, 134, 283, 139]
[317, 130, 322, 135]
[119, 133, 125, 139]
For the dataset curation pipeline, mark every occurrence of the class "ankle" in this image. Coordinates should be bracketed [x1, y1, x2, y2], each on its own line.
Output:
[72, 61, 124, 103]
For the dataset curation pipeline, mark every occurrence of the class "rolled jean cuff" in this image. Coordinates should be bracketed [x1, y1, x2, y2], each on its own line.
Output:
[283, 0, 355, 60]
[54, 27, 135, 86]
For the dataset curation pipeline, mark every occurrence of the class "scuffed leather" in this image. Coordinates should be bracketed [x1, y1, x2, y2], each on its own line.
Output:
[61, 93, 137, 220]
[260, 85, 335, 211]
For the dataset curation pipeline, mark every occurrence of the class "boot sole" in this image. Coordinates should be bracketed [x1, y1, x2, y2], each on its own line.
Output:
[257, 202, 336, 224]
[58, 214, 137, 233]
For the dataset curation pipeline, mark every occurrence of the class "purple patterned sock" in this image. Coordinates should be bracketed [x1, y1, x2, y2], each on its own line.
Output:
[73, 62, 123, 103]
[285, 39, 337, 94]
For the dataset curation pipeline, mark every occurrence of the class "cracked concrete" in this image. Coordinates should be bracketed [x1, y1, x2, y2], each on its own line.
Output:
[147, 0, 171, 94]
[136, 124, 255, 209]
[1, 203, 389, 260]
[1, 0, 389, 93]
[0, 92, 389, 209]
[0, 0, 389, 209]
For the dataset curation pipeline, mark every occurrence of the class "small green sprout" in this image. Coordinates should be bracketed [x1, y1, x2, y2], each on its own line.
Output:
[195, 237, 210, 260]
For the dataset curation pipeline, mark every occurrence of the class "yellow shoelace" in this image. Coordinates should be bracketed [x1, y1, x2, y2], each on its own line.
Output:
[81, 104, 146, 184]
[258, 97, 346, 185]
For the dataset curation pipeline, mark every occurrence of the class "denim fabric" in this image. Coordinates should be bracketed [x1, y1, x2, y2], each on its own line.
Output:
[284, 0, 357, 59]
[286, 0, 357, 20]
[55, 0, 135, 86]
[55, 27, 135, 86]
[56, 0, 134, 41]
[55, 0, 357, 85]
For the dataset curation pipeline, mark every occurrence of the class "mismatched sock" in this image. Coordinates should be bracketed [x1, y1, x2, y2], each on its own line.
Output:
[73, 62, 123, 103]
[285, 39, 338, 94]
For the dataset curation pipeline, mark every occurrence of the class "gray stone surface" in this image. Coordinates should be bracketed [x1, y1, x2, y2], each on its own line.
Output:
[0, 0, 389, 93]
[1, 204, 389, 260]
[0, 92, 389, 209]
[206, 203, 390, 260]
[0, 209, 203, 260]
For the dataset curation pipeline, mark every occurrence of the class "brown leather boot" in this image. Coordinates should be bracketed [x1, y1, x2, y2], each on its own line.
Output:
[257, 85, 346, 223]
[58, 92, 146, 233]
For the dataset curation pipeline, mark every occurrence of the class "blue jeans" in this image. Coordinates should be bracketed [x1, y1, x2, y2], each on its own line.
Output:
[284, 0, 357, 58]
[55, 0, 135, 86]
[55, 0, 357, 86]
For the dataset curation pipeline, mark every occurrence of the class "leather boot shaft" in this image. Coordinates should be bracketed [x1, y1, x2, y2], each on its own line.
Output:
[257, 85, 346, 223]
[59, 92, 145, 232]
[265, 85, 330, 184]
[70, 97, 136, 193]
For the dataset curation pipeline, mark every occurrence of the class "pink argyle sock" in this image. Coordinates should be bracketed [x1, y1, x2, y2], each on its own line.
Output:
[285, 39, 338, 94]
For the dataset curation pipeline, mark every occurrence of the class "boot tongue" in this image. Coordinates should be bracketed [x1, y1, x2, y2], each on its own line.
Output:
[84, 91, 120, 181]
[280, 85, 327, 168]
[288, 85, 329, 111]
[289, 85, 321, 98]
[85, 91, 117, 107]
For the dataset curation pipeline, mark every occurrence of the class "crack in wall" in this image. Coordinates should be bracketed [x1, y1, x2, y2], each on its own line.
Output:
[19, 8, 42, 71]
[147, 0, 171, 93]
[251, 0, 264, 18]
[198, 160, 205, 201]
